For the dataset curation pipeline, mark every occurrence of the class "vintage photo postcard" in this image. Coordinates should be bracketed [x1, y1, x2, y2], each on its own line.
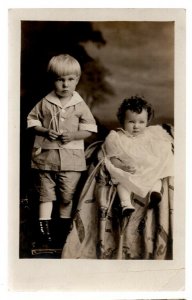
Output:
[8, 8, 185, 292]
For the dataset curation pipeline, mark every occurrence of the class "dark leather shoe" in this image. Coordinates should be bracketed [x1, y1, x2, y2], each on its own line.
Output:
[148, 192, 162, 209]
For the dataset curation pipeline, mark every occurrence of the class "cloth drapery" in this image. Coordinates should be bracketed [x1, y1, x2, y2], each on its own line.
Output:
[61, 142, 173, 259]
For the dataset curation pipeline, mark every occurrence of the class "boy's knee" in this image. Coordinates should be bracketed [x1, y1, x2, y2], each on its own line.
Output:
[61, 193, 73, 204]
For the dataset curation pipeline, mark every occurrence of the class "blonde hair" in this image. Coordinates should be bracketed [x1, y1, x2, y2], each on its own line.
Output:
[47, 54, 81, 78]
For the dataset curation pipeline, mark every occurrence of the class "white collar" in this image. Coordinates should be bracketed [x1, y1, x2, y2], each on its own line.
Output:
[117, 127, 145, 138]
[117, 128, 133, 138]
[44, 91, 83, 108]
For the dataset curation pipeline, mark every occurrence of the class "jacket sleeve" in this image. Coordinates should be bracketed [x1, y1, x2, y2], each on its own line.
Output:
[78, 101, 97, 133]
[27, 101, 43, 128]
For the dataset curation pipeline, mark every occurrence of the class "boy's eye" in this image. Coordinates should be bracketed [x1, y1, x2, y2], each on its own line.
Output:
[69, 76, 77, 81]
[128, 121, 134, 123]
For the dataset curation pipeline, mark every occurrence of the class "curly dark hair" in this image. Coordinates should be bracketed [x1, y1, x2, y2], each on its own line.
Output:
[117, 96, 154, 126]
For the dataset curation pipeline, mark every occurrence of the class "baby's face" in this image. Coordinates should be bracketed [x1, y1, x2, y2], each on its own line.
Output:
[124, 109, 148, 136]
[54, 74, 79, 98]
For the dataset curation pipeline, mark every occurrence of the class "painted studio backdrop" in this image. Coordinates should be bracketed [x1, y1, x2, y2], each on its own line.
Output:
[20, 21, 174, 258]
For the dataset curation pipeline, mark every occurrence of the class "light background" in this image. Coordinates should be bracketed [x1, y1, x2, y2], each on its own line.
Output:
[1, 1, 191, 300]
[85, 21, 174, 126]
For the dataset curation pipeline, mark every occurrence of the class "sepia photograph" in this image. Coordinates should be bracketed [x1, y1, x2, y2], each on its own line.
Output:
[19, 19, 174, 260]
[8, 8, 185, 292]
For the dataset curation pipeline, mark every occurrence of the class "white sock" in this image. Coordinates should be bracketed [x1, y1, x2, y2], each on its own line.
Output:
[39, 202, 53, 220]
[117, 185, 134, 209]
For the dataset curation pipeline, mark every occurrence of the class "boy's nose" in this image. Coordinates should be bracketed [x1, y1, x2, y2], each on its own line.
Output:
[63, 81, 68, 87]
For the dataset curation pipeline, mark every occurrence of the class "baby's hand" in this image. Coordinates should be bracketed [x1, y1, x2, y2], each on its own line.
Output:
[121, 165, 136, 174]
[47, 129, 60, 141]
[60, 132, 75, 144]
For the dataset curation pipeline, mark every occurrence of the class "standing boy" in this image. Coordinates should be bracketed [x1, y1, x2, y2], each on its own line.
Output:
[27, 54, 97, 248]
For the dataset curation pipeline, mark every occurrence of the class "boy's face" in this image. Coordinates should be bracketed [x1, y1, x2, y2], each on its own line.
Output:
[54, 74, 79, 98]
[124, 109, 148, 136]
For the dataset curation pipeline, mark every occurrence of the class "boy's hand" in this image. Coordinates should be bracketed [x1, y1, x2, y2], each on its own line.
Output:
[60, 132, 75, 144]
[47, 129, 60, 141]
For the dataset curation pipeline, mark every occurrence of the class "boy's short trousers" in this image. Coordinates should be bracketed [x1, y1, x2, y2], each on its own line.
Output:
[36, 171, 81, 203]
